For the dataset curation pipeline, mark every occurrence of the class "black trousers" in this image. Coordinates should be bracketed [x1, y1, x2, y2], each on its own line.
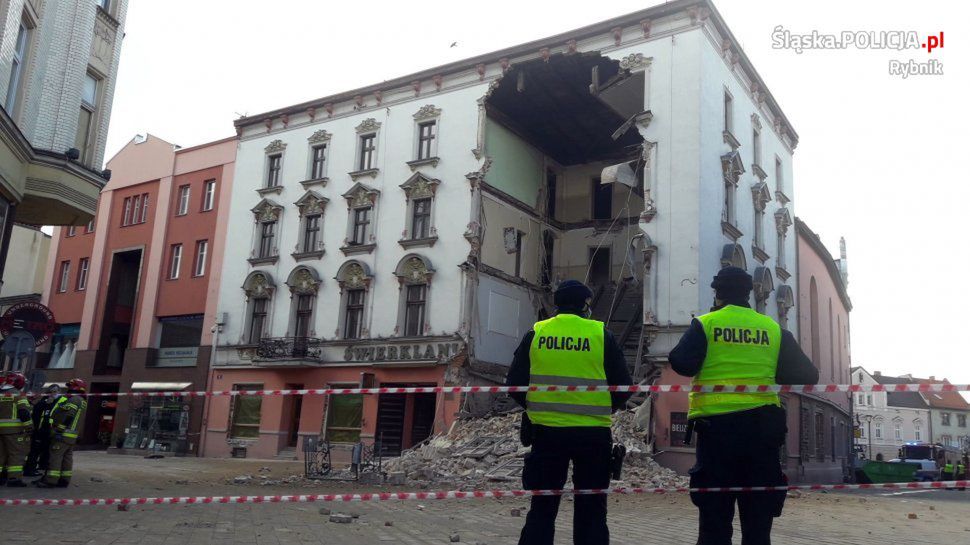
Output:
[689, 406, 788, 545]
[518, 425, 612, 545]
[24, 429, 51, 474]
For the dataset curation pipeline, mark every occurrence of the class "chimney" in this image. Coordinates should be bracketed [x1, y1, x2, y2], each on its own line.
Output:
[873, 371, 882, 377]
[838, 237, 849, 286]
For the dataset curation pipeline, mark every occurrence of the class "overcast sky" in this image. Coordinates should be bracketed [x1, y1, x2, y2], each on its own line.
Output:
[105, 1, 966, 384]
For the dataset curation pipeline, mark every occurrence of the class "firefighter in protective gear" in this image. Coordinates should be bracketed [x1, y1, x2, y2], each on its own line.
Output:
[36, 378, 87, 488]
[505, 280, 633, 545]
[0, 372, 33, 487]
[670, 267, 818, 545]
[24, 383, 62, 477]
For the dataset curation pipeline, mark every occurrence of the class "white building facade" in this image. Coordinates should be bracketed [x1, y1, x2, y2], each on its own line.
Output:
[205, 0, 801, 461]
[852, 367, 931, 461]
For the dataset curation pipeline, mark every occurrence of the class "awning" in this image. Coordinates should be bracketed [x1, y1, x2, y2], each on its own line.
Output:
[130, 382, 192, 391]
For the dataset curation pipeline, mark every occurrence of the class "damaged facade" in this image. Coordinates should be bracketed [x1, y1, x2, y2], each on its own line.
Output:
[208, 0, 801, 466]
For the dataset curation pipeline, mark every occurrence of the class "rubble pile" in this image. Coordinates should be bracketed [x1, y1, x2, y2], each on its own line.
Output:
[383, 410, 687, 490]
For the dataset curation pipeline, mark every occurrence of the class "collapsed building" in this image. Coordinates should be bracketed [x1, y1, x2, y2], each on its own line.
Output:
[206, 0, 800, 481]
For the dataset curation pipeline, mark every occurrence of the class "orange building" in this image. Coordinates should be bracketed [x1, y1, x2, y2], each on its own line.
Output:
[40, 134, 236, 455]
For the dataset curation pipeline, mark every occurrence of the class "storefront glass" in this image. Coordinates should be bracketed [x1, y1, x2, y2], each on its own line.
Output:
[123, 396, 192, 454]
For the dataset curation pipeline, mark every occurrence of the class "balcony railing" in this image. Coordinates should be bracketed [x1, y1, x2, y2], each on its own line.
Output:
[256, 337, 322, 360]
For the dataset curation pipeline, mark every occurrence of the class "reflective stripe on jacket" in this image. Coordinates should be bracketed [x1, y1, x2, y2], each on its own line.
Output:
[49, 394, 87, 444]
[526, 314, 611, 427]
[0, 393, 31, 435]
[689, 305, 782, 419]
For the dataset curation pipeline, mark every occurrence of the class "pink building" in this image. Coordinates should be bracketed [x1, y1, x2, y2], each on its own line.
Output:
[40, 134, 236, 455]
[789, 218, 851, 483]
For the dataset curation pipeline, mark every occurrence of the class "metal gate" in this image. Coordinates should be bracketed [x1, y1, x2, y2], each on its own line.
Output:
[303, 435, 384, 481]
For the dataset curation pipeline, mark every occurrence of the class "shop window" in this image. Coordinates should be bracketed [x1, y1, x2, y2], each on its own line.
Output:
[152, 315, 203, 367]
[229, 384, 263, 439]
[47, 323, 80, 369]
[325, 393, 363, 443]
[123, 396, 192, 453]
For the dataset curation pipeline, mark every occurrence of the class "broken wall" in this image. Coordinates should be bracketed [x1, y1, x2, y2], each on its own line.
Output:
[483, 118, 543, 206]
[472, 273, 539, 366]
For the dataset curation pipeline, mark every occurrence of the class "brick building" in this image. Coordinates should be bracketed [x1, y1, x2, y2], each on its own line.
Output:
[41, 134, 236, 455]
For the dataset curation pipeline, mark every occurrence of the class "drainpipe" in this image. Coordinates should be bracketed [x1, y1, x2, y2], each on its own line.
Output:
[198, 320, 222, 457]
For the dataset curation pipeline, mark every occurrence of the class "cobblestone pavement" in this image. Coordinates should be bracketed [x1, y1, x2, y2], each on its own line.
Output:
[1, 452, 969, 544]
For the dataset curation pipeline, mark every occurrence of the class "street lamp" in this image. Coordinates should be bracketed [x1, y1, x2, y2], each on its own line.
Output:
[856, 413, 874, 460]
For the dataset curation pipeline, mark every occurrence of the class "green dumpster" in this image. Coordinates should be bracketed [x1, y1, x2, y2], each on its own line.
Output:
[859, 460, 920, 484]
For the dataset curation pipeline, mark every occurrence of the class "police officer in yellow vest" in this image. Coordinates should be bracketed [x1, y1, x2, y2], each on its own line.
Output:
[0, 372, 33, 487]
[670, 267, 818, 545]
[36, 378, 87, 488]
[506, 280, 633, 545]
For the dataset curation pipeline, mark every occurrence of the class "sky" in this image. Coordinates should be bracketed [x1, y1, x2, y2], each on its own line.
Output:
[104, 0, 967, 383]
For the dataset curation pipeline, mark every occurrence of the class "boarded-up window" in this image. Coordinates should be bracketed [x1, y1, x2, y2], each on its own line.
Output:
[229, 384, 263, 439]
[325, 394, 363, 443]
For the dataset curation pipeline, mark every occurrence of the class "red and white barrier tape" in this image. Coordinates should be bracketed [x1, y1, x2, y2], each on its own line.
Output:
[1, 481, 966, 508]
[25, 383, 970, 398]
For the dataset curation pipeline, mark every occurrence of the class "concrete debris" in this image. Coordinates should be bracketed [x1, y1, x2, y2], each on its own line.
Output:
[384, 521, 394, 527]
[319, 507, 331, 515]
[383, 411, 687, 490]
[907, 513, 918, 520]
[233, 475, 252, 484]
[450, 533, 461, 542]
[330, 513, 354, 523]
[510, 508, 522, 517]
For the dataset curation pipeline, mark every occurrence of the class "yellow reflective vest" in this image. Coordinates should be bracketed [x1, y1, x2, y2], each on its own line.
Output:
[49, 394, 87, 444]
[0, 391, 31, 435]
[689, 305, 782, 419]
[526, 314, 612, 428]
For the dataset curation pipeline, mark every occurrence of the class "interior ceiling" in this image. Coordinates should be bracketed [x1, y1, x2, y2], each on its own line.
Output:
[485, 53, 643, 166]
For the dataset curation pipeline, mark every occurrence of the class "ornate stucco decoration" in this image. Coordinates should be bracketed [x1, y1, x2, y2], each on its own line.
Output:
[721, 151, 745, 186]
[751, 181, 771, 211]
[287, 267, 321, 295]
[307, 130, 332, 144]
[355, 118, 382, 134]
[774, 207, 793, 235]
[294, 191, 329, 217]
[618, 53, 649, 71]
[243, 271, 276, 299]
[413, 105, 442, 121]
[337, 262, 372, 290]
[251, 199, 283, 222]
[400, 173, 440, 200]
[264, 139, 287, 154]
[751, 114, 762, 130]
[395, 255, 435, 285]
[342, 182, 380, 209]
[753, 266, 774, 302]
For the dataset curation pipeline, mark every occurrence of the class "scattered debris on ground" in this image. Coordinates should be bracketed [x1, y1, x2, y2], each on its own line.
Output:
[382, 410, 687, 490]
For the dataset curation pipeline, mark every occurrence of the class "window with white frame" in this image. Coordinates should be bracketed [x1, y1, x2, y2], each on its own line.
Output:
[942, 412, 951, 426]
[176, 185, 190, 215]
[202, 180, 216, 211]
[122, 193, 150, 226]
[75, 72, 101, 165]
[400, 173, 439, 243]
[294, 191, 328, 256]
[894, 419, 902, 441]
[58, 261, 70, 292]
[959, 414, 967, 427]
[358, 134, 376, 171]
[417, 122, 436, 161]
[914, 420, 922, 441]
[866, 394, 873, 406]
[141, 194, 150, 223]
[335, 261, 372, 339]
[353, 118, 381, 174]
[242, 271, 275, 344]
[723, 91, 733, 133]
[285, 267, 321, 339]
[752, 126, 762, 167]
[775, 156, 785, 194]
[310, 145, 327, 180]
[721, 152, 743, 226]
[251, 199, 283, 261]
[193, 240, 208, 277]
[342, 183, 379, 250]
[67, 226, 76, 237]
[394, 255, 434, 337]
[5, 18, 30, 116]
[874, 420, 883, 440]
[266, 154, 282, 188]
[76, 258, 89, 291]
[86, 219, 95, 233]
[169, 244, 182, 279]
[775, 208, 792, 270]
[752, 183, 770, 251]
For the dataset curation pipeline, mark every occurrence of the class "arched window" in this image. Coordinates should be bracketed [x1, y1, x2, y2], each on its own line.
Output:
[809, 277, 820, 362]
[242, 271, 276, 344]
[335, 261, 373, 339]
[285, 266, 322, 339]
[720, 243, 747, 269]
[753, 267, 774, 314]
[393, 255, 435, 337]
